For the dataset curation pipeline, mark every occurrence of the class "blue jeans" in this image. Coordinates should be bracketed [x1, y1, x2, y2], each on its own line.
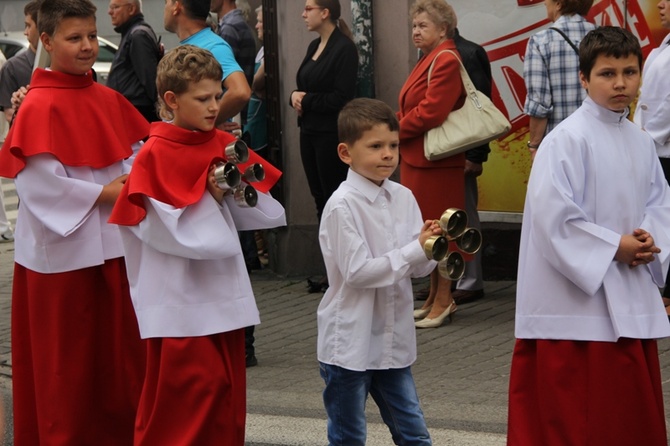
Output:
[319, 362, 432, 445]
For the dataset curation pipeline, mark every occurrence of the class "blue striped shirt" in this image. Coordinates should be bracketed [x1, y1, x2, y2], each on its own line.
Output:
[523, 14, 596, 134]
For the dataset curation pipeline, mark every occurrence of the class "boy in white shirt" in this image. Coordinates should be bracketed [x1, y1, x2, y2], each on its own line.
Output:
[317, 98, 439, 445]
[508, 26, 670, 445]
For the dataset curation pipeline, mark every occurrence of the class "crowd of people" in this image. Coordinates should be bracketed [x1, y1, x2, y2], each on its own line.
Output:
[0, 0, 670, 444]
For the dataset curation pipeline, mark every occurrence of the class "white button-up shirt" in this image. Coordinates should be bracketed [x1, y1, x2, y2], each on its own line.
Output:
[317, 169, 436, 371]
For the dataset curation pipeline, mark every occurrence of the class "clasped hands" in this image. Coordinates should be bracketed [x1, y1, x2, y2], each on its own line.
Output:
[616, 228, 660, 268]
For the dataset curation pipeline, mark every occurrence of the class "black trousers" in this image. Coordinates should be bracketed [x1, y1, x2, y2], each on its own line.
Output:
[299, 131, 349, 220]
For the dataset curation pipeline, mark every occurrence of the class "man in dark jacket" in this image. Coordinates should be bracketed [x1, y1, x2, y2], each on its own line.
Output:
[107, 0, 162, 122]
[452, 26, 492, 304]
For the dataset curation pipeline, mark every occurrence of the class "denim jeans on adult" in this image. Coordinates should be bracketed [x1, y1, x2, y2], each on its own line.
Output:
[319, 362, 432, 446]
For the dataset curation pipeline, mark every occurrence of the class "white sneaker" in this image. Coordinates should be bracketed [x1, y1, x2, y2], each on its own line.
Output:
[0, 229, 14, 243]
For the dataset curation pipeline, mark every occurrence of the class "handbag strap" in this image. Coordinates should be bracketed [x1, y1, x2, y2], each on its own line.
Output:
[427, 49, 479, 105]
[549, 27, 580, 55]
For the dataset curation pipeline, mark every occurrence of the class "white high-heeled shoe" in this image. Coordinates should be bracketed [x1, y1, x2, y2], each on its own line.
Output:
[415, 302, 457, 328]
[413, 305, 432, 319]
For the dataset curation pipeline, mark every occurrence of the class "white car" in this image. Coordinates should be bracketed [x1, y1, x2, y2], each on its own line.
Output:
[0, 31, 118, 85]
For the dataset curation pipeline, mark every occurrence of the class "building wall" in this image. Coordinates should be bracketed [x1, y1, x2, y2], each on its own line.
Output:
[271, 1, 416, 276]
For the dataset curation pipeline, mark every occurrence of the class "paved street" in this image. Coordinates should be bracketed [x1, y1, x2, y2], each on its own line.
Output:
[1, 177, 670, 444]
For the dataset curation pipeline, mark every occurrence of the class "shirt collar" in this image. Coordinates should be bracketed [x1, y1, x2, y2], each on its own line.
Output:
[114, 13, 144, 34]
[346, 169, 392, 203]
[582, 96, 629, 124]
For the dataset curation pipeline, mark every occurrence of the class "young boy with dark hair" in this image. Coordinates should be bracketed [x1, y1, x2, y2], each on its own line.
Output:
[508, 26, 670, 445]
[317, 97, 438, 445]
[0, 0, 149, 443]
[109, 45, 285, 445]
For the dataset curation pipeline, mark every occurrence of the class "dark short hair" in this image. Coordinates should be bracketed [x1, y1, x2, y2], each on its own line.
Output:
[25, 0, 41, 24]
[579, 26, 642, 80]
[38, 0, 96, 36]
[156, 45, 223, 120]
[179, 0, 211, 21]
[338, 98, 400, 145]
[557, 0, 594, 17]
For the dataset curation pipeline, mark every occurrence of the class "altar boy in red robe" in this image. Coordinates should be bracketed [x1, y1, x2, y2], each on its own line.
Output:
[109, 45, 285, 445]
[0, 0, 149, 444]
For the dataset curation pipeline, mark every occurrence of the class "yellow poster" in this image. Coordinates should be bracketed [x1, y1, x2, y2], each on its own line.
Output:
[474, 0, 668, 215]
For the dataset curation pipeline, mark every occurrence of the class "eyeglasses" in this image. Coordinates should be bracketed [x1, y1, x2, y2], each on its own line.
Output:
[108, 3, 130, 11]
[303, 6, 323, 13]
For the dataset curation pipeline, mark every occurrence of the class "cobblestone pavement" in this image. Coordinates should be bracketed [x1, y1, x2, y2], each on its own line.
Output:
[1, 175, 670, 443]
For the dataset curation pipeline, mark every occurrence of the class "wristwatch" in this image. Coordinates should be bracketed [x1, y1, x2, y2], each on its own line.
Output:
[527, 141, 539, 149]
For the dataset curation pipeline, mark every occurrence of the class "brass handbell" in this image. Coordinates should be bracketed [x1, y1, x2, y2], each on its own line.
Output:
[214, 162, 241, 189]
[423, 235, 448, 261]
[438, 208, 468, 240]
[242, 163, 265, 182]
[233, 184, 258, 207]
[224, 139, 250, 163]
[437, 251, 465, 281]
[456, 228, 482, 255]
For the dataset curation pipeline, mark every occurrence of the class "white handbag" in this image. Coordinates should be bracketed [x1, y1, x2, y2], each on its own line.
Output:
[424, 50, 511, 161]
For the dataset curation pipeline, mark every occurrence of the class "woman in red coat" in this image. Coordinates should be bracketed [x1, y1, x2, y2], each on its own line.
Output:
[398, 0, 466, 328]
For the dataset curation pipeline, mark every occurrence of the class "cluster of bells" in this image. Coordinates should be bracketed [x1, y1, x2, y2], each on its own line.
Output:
[213, 139, 265, 207]
[422, 208, 482, 281]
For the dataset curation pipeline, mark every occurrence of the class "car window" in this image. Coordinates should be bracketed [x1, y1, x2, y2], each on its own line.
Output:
[97, 41, 116, 63]
[0, 42, 24, 60]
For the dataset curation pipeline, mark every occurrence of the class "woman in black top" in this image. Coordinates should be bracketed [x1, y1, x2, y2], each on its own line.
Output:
[290, 0, 358, 223]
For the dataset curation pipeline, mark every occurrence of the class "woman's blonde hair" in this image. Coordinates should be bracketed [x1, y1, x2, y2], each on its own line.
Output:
[409, 0, 457, 39]
[156, 45, 223, 121]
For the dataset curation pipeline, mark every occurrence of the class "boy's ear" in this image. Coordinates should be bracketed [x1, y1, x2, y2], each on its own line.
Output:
[40, 32, 52, 52]
[337, 142, 353, 165]
[579, 71, 589, 91]
[163, 91, 178, 111]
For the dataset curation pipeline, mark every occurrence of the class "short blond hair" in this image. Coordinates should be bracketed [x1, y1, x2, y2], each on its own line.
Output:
[409, 0, 457, 39]
[156, 45, 223, 120]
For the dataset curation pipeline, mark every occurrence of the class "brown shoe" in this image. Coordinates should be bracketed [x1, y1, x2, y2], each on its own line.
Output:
[452, 289, 484, 305]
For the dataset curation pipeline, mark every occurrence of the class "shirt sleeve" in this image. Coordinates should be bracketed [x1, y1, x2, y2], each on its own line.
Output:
[210, 40, 243, 81]
[320, 201, 434, 289]
[128, 30, 159, 102]
[14, 153, 103, 237]
[523, 34, 553, 118]
[127, 195, 241, 260]
[527, 131, 621, 296]
[223, 190, 286, 231]
[0, 61, 18, 110]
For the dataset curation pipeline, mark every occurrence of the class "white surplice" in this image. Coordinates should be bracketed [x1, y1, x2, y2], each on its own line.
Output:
[119, 191, 285, 339]
[516, 97, 670, 342]
[13, 146, 139, 274]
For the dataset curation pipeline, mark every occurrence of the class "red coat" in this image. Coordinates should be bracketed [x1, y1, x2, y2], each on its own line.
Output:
[397, 39, 466, 220]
